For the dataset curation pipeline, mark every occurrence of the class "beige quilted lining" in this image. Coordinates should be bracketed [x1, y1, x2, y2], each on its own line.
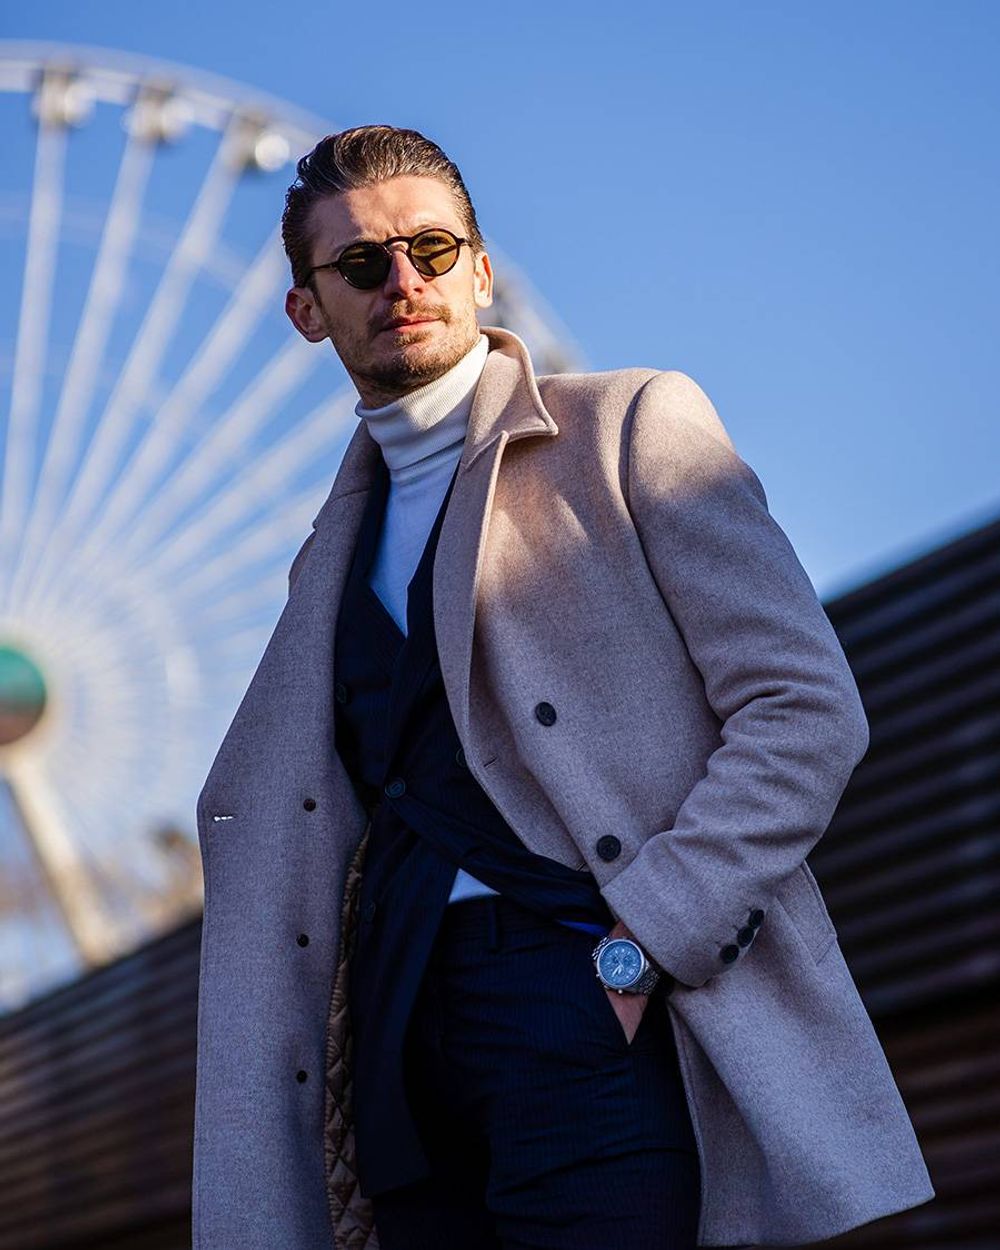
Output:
[323, 825, 381, 1249]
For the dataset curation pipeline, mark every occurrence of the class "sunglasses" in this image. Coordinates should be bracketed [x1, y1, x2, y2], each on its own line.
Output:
[306, 227, 469, 290]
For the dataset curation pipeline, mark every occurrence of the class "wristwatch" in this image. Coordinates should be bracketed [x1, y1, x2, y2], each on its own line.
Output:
[591, 933, 662, 995]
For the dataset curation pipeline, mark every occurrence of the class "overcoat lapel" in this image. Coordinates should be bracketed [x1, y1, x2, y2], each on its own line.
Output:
[430, 329, 558, 750]
[304, 327, 559, 767]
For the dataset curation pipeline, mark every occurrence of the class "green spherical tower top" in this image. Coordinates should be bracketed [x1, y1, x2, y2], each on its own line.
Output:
[0, 644, 48, 747]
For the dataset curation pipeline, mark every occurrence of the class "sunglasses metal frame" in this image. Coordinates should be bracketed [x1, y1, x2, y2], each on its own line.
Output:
[305, 227, 469, 290]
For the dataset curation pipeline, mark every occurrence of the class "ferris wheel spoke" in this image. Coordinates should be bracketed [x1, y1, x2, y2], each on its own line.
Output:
[24, 385, 345, 630]
[146, 390, 352, 578]
[165, 502, 322, 629]
[177, 491, 319, 607]
[191, 575, 290, 631]
[27, 123, 246, 605]
[0, 116, 67, 597]
[208, 622, 295, 667]
[40, 589, 189, 692]
[29, 611, 132, 672]
[26, 334, 321, 623]
[79, 230, 291, 557]
[8, 126, 157, 616]
[98, 333, 321, 567]
[31, 489, 302, 641]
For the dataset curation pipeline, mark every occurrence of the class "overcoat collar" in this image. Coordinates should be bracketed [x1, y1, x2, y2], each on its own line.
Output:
[312, 325, 558, 514]
[301, 325, 559, 766]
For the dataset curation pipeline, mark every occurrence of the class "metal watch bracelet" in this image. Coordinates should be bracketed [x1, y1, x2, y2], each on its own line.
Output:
[591, 934, 662, 994]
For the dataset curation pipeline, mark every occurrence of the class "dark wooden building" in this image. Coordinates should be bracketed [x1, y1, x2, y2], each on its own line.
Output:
[2, 513, 998, 1249]
[806, 513, 1000, 1250]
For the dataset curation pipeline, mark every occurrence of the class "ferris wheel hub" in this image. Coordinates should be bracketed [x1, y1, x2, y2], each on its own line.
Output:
[0, 644, 47, 747]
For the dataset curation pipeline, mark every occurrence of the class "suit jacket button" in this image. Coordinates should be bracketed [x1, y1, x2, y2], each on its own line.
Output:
[534, 701, 557, 726]
[303, 797, 317, 811]
[596, 834, 621, 861]
[297, 933, 310, 947]
[749, 908, 765, 928]
[384, 777, 406, 798]
[296, 1070, 308, 1083]
[334, 681, 349, 704]
[737, 925, 755, 947]
[720, 944, 740, 964]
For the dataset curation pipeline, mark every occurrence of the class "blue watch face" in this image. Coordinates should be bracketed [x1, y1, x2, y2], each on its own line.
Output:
[597, 939, 643, 988]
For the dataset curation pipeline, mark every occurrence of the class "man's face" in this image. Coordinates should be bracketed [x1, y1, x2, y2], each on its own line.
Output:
[284, 175, 493, 407]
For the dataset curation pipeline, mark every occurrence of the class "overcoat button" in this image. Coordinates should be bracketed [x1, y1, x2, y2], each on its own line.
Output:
[534, 701, 557, 726]
[737, 926, 755, 947]
[363, 901, 377, 921]
[297, 933, 309, 947]
[596, 834, 621, 861]
[334, 681, 349, 704]
[455, 746, 467, 768]
[720, 944, 740, 964]
[303, 797, 317, 811]
[296, 1070, 308, 1083]
[384, 777, 406, 798]
[749, 908, 765, 928]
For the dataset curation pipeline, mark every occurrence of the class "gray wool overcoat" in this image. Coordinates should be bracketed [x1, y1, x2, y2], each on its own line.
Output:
[192, 326, 935, 1248]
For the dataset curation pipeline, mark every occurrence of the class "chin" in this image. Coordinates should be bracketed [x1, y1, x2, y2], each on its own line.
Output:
[381, 339, 463, 386]
[353, 321, 478, 398]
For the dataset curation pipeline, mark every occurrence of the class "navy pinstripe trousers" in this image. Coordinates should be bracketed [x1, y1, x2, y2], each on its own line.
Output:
[370, 894, 702, 1249]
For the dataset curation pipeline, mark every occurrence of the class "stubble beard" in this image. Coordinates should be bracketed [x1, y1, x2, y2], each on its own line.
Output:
[322, 298, 481, 405]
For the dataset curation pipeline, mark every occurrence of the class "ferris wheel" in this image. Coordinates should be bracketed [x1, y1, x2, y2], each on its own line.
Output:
[0, 41, 582, 1014]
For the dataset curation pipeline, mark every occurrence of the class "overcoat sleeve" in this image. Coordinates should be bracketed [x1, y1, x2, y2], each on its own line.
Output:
[600, 370, 870, 989]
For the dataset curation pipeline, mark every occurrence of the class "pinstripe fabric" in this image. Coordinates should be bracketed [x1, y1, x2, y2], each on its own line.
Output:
[371, 895, 700, 1249]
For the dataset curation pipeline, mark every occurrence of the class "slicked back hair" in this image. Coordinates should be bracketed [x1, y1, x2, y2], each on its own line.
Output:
[281, 125, 485, 289]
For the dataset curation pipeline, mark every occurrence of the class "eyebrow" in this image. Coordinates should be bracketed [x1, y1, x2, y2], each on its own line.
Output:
[324, 222, 458, 254]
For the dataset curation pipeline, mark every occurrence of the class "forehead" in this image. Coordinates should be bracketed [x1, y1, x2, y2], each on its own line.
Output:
[307, 175, 465, 257]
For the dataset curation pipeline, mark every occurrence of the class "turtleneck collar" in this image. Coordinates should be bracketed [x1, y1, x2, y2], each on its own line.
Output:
[355, 334, 489, 482]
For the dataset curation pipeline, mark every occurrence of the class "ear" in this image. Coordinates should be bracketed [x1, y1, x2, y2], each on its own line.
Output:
[473, 250, 494, 310]
[285, 284, 330, 343]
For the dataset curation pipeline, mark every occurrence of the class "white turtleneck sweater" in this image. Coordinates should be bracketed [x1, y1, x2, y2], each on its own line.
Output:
[355, 332, 499, 905]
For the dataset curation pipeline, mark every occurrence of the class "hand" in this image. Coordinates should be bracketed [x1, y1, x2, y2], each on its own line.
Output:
[605, 984, 649, 1044]
[603, 919, 651, 1044]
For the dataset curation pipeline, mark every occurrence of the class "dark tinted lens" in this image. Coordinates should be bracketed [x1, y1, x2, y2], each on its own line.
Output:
[410, 229, 461, 277]
[337, 243, 390, 289]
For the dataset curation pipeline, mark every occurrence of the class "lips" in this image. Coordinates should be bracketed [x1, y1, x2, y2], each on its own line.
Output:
[382, 316, 437, 331]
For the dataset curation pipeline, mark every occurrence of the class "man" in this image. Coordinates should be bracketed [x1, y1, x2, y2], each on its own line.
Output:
[191, 126, 934, 1250]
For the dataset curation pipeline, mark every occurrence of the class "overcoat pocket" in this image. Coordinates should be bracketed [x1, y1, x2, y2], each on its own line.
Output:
[776, 861, 838, 963]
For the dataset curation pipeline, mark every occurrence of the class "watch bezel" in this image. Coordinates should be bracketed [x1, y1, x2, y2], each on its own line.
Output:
[593, 936, 648, 991]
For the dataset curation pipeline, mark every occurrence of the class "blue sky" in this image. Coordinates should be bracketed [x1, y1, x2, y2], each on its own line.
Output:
[2, 0, 997, 599]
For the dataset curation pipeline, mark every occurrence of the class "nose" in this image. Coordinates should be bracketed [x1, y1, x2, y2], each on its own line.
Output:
[382, 243, 426, 299]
